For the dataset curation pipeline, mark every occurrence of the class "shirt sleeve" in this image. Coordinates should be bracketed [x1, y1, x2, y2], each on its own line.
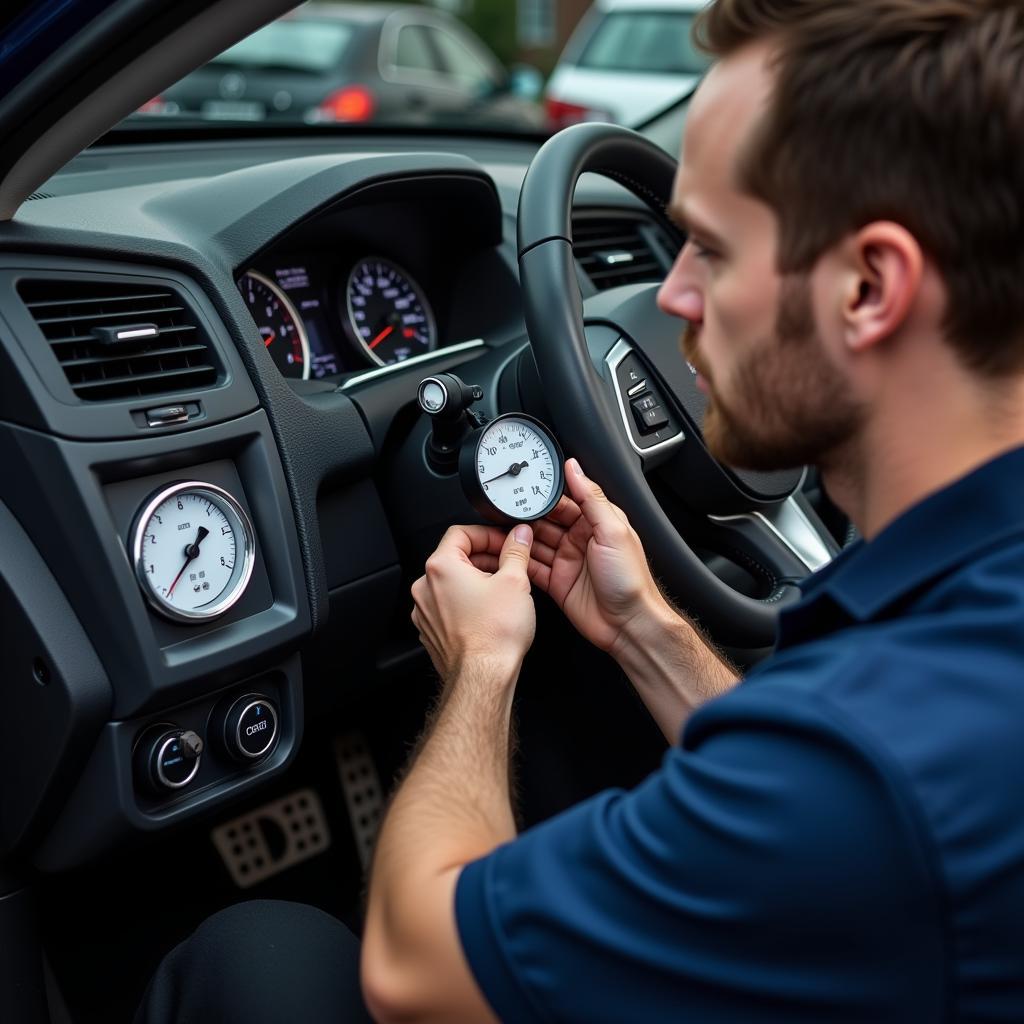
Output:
[455, 689, 947, 1024]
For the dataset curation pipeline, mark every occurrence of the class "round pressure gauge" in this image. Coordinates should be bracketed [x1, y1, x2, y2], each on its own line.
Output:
[459, 414, 565, 525]
[131, 481, 256, 623]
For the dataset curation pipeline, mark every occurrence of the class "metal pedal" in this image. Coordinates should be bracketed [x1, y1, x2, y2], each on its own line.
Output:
[211, 787, 331, 889]
[333, 732, 385, 869]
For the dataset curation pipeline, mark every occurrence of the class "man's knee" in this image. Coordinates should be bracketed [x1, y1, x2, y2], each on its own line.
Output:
[136, 900, 370, 1024]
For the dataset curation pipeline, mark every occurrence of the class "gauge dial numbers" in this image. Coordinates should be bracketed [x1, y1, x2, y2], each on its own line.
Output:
[238, 270, 311, 379]
[131, 482, 256, 623]
[459, 414, 565, 525]
[345, 257, 437, 366]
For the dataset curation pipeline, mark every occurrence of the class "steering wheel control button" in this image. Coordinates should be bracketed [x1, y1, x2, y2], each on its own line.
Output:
[459, 412, 565, 525]
[632, 393, 671, 434]
[224, 695, 280, 762]
[608, 341, 685, 455]
[143, 728, 203, 792]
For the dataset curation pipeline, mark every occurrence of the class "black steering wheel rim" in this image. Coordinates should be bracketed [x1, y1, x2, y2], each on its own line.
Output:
[516, 122, 800, 648]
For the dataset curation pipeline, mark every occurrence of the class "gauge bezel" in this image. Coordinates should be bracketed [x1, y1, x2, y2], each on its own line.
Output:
[459, 413, 566, 526]
[131, 481, 257, 624]
[344, 256, 438, 367]
[238, 269, 312, 381]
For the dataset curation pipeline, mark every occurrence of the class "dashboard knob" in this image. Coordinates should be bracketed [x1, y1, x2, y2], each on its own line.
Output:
[222, 694, 279, 762]
[140, 727, 203, 793]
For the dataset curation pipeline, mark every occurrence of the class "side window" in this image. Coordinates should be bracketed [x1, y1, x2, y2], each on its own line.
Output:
[429, 28, 500, 92]
[394, 25, 439, 73]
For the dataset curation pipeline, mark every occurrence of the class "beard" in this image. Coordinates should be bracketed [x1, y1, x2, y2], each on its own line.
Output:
[681, 275, 863, 472]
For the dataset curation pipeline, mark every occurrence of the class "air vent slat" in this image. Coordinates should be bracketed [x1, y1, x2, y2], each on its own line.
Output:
[18, 278, 219, 402]
[572, 213, 680, 291]
[71, 365, 216, 393]
[24, 291, 173, 310]
[60, 343, 210, 369]
[33, 304, 186, 327]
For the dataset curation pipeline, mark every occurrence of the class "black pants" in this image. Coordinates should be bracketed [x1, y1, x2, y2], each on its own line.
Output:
[134, 900, 373, 1023]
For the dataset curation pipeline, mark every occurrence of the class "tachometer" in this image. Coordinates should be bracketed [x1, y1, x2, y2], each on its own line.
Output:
[238, 270, 310, 379]
[345, 257, 436, 366]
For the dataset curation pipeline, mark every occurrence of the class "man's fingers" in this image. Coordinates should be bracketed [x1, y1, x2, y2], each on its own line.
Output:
[437, 523, 509, 561]
[565, 459, 630, 539]
[545, 494, 583, 528]
[497, 524, 533, 578]
[469, 553, 500, 573]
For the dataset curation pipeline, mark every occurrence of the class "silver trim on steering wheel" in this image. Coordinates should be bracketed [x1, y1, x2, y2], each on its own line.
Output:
[711, 498, 834, 573]
[605, 339, 686, 459]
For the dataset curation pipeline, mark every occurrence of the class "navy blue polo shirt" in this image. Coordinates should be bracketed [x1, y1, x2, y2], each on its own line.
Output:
[455, 446, 1024, 1022]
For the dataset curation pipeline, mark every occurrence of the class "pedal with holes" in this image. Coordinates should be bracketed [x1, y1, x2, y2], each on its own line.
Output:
[333, 733, 385, 869]
[210, 788, 331, 888]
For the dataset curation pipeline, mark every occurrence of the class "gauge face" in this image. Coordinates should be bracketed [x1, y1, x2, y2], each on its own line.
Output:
[238, 270, 310, 379]
[460, 414, 565, 524]
[346, 257, 436, 366]
[132, 482, 256, 623]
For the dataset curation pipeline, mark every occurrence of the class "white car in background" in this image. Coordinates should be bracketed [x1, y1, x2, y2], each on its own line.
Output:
[545, 0, 711, 131]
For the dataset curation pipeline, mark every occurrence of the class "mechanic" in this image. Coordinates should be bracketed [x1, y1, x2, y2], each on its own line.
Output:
[137, 1, 1024, 1021]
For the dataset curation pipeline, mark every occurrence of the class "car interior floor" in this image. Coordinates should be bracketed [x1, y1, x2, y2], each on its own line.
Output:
[38, 598, 666, 1022]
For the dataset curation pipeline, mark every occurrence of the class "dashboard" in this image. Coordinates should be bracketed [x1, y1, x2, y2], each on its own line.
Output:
[0, 131, 676, 874]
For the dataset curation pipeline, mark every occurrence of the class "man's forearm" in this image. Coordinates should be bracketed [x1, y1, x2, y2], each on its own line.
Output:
[612, 600, 739, 742]
[365, 657, 519, 968]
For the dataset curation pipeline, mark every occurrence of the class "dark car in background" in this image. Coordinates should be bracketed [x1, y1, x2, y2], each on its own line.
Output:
[140, 2, 544, 130]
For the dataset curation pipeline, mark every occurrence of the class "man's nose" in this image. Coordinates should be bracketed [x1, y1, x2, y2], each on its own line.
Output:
[657, 249, 704, 324]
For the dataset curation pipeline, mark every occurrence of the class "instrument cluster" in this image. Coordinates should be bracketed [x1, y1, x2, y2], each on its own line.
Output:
[237, 255, 439, 380]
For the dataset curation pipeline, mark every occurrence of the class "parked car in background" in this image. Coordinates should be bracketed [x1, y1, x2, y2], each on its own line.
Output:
[545, 0, 711, 131]
[139, 2, 545, 131]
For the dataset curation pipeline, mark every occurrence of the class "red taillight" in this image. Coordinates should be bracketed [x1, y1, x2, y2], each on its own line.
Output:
[545, 96, 611, 132]
[137, 95, 167, 115]
[316, 86, 375, 123]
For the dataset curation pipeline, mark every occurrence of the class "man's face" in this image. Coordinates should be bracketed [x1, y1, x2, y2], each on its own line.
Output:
[657, 43, 864, 472]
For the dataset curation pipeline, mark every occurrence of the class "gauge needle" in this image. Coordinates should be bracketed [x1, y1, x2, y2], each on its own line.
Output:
[167, 526, 210, 597]
[261, 328, 276, 348]
[482, 461, 530, 486]
[369, 325, 394, 350]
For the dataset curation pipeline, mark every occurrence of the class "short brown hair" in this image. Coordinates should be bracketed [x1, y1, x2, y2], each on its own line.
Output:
[695, 0, 1024, 376]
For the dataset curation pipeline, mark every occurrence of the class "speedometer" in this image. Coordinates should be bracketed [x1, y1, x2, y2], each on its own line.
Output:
[238, 270, 310, 379]
[345, 257, 436, 366]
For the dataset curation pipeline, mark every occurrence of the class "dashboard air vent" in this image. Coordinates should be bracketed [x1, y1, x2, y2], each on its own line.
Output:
[572, 213, 679, 291]
[18, 278, 219, 401]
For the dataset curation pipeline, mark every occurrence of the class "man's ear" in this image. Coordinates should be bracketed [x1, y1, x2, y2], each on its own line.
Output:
[840, 222, 923, 354]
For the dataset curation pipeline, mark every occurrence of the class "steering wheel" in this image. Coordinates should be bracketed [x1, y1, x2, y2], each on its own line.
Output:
[517, 123, 838, 648]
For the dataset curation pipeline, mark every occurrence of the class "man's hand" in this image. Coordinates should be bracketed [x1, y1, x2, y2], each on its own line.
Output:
[467, 458, 738, 740]
[411, 523, 536, 684]
[524, 458, 673, 658]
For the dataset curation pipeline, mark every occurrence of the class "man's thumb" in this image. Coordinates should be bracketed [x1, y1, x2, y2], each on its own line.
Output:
[498, 524, 533, 577]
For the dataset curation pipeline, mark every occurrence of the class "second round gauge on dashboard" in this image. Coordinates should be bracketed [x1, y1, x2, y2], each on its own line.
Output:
[345, 257, 436, 366]
[131, 481, 256, 623]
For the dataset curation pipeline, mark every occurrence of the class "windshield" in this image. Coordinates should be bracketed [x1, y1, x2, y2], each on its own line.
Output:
[121, 2, 704, 139]
[577, 12, 710, 76]
[210, 20, 355, 73]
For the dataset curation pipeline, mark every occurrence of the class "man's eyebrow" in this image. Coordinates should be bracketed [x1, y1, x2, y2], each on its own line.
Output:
[667, 201, 727, 250]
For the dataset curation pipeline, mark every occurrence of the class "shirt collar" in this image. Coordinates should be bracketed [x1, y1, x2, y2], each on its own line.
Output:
[782, 445, 1024, 637]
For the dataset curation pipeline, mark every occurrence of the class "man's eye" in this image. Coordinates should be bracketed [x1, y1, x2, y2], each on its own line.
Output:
[686, 238, 718, 262]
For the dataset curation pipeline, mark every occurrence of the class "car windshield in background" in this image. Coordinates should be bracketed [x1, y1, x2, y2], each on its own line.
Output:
[125, 2, 548, 134]
[210, 20, 355, 74]
[579, 12, 709, 75]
